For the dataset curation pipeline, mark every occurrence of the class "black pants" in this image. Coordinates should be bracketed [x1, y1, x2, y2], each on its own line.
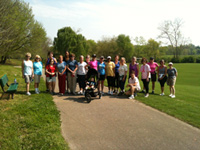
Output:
[119, 75, 126, 91]
[77, 75, 86, 89]
[107, 76, 115, 87]
[158, 76, 167, 87]
[114, 72, 119, 88]
[142, 79, 150, 94]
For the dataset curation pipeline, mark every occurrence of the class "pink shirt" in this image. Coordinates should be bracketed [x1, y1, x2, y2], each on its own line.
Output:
[147, 62, 158, 74]
[140, 64, 151, 79]
[89, 60, 98, 70]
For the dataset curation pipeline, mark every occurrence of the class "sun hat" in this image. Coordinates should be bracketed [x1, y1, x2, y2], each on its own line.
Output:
[100, 56, 104, 59]
[168, 62, 173, 65]
[107, 56, 111, 59]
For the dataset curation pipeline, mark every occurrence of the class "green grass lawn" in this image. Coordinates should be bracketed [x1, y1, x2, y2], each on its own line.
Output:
[106, 63, 200, 128]
[0, 65, 69, 150]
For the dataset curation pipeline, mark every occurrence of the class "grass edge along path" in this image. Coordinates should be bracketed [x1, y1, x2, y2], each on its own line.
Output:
[0, 65, 69, 150]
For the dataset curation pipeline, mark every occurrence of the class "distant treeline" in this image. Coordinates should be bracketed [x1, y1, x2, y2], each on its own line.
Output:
[53, 27, 200, 63]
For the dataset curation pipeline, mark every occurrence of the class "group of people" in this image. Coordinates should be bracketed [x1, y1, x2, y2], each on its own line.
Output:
[22, 51, 178, 99]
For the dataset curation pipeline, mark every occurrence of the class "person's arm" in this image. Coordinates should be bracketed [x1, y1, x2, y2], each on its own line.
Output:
[22, 60, 24, 78]
[136, 64, 139, 78]
[175, 69, 178, 77]
[157, 66, 160, 79]
[45, 66, 52, 75]
[146, 66, 150, 82]
[32, 62, 34, 78]
[61, 66, 67, 75]
[123, 65, 127, 81]
[54, 58, 57, 63]
[113, 63, 115, 77]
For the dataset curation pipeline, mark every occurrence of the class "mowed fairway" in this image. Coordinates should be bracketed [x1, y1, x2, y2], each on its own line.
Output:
[129, 63, 200, 128]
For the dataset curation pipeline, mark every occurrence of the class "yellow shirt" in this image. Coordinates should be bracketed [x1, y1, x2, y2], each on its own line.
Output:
[106, 61, 115, 76]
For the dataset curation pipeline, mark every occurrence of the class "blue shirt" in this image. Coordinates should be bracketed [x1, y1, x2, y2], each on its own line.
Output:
[98, 62, 106, 75]
[67, 60, 78, 71]
[115, 61, 120, 73]
[33, 61, 42, 75]
[57, 61, 67, 74]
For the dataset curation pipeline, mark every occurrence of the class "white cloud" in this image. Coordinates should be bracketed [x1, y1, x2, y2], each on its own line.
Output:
[28, 0, 200, 45]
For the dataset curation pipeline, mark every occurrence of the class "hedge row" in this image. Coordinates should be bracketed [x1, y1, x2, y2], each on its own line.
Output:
[158, 56, 200, 63]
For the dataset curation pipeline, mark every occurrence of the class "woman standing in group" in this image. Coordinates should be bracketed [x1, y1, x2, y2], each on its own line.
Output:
[46, 58, 57, 95]
[33, 55, 42, 94]
[22, 53, 33, 95]
[114, 55, 120, 94]
[140, 57, 151, 98]
[45, 52, 57, 92]
[167, 62, 178, 98]
[77, 55, 87, 95]
[158, 60, 167, 96]
[86, 55, 90, 64]
[88, 54, 98, 70]
[105, 56, 115, 95]
[98, 56, 106, 94]
[65, 51, 70, 93]
[66, 53, 78, 95]
[129, 56, 139, 78]
[147, 57, 158, 94]
[118, 57, 128, 95]
[57, 55, 67, 95]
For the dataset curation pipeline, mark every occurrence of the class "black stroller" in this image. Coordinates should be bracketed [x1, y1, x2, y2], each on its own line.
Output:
[85, 68, 102, 103]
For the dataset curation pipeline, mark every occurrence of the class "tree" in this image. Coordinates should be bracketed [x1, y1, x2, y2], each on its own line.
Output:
[143, 39, 160, 60]
[0, 0, 49, 63]
[116, 34, 134, 61]
[53, 27, 88, 57]
[86, 40, 97, 56]
[133, 36, 147, 58]
[158, 18, 189, 58]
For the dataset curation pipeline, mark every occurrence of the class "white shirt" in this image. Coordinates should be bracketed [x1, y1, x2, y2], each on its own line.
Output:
[77, 62, 87, 75]
[24, 60, 33, 75]
[129, 77, 141, 90]
[140, 64, 151, 79]
[118, 64, 128, 76]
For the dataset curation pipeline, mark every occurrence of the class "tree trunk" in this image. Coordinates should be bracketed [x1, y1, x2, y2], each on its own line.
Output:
[1, 56, 7, 64]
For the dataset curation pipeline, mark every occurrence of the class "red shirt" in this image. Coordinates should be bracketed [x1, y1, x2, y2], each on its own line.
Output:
[46, 65, 56, 77]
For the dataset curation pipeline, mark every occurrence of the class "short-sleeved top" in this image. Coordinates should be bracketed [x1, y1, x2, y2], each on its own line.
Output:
[57, 61, 67, 74]
[129, 77, 141, 90]
[23, 60, 33, 75]
[46, 65, 56, 77]
[88, 60, 98, 70]
[140, 64, 151, 79]
[129, 63, 138, 77]
[67, 60, 78, 71]
[118, 64, 128, 76]
[167, 68, 177, 79]
[98, 62, 106, 75]
[77, 62, 87, 75]
[147, 62, 158, 74]
[115, 61, 120, 73]
[33, 61, 42, 75]
[106, 61, 115, 76]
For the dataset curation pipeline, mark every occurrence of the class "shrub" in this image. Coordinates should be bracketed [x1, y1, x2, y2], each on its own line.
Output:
[196, 57, 200, 63]
[181, 56, 196, 63]
[171, 57, 180, 63]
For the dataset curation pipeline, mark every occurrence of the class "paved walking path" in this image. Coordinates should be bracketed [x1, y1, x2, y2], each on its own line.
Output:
[50, 81, 200, 150]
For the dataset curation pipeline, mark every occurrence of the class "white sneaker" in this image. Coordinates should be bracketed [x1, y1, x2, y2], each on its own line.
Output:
[27, 92, 31, 96]
[108, 91, 110, 95]
[171, 95, 176, 98]
[35, 91, 39, 94]
[169, 94, 173, 97]
[129, 95, 134, 99]
[160, 93, 165, 96]
[145, 94, 149, 98]
[78, 91, 82, 95]
[110, 91, 113, 95]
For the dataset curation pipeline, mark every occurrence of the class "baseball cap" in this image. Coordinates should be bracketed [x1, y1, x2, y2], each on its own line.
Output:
[107, 56, 111, 59]
[168, 62, 173, 65]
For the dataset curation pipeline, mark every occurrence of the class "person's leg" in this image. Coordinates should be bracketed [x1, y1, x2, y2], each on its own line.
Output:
[98, 80, 101, 92]
[146, 79, 149, 94]
[107, 76, 110, 91]
[68, 73, 72, 93]
[152, 81, 155, 91]
[172, 86, 175, 95]
[52, 81, 56, 93]
[60, 74, 66, 94]
[49, 82, 52, 92]
[142, 79, 146, 93]
[101, 80, 104, 92]
[26, 83, 30, 93]
[116, 73, 119, 92]
[111, 77, 115, 92]
[58, 74, 62, 93]
[122, 76, 126, 92]
[72, 75, 77, 94]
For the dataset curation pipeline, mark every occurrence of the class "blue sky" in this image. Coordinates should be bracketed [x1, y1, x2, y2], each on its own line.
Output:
[25, 0, 200, 45]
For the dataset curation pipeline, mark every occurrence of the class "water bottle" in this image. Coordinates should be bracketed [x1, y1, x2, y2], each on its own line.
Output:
[14, 79, 17, 84]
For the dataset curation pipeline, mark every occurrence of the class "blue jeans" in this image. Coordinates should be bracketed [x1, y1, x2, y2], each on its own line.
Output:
[119, 75, 126, 91]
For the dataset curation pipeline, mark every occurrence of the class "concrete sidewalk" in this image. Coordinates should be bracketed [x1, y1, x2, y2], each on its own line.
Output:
[50, 80, 200, 150]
